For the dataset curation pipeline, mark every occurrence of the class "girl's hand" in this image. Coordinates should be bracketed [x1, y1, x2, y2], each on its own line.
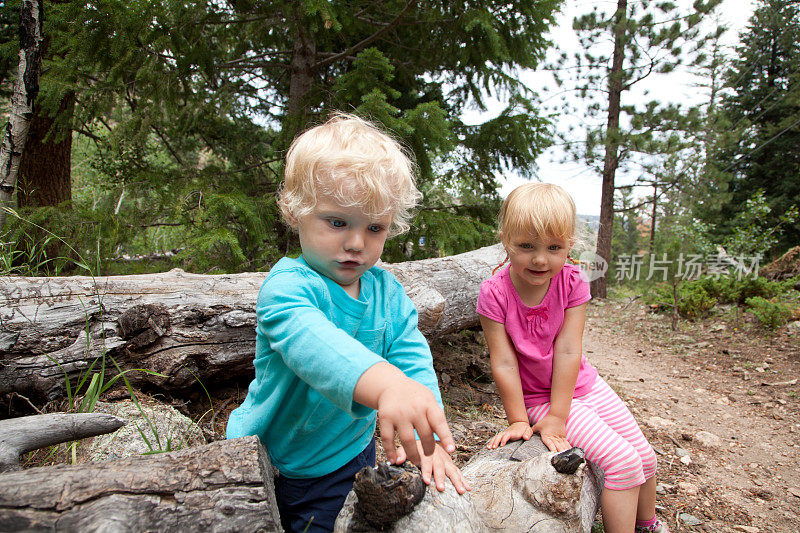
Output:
[486, 421, 533, 449]
[395, 441, 471, 494]
[532, 414, 570, 452]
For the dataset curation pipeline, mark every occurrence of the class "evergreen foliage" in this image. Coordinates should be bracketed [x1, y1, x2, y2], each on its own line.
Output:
[714, 0, 800, 252]
[0, 0, 560, 273]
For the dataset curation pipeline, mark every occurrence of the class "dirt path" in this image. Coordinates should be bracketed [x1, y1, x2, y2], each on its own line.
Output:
[582, 300, 800, 532]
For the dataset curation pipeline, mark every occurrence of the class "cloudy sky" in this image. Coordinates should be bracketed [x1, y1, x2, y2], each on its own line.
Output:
[463, 0, 757, 216]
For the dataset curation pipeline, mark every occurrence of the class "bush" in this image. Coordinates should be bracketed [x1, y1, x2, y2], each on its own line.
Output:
[677, 284, 718, 319]
[745, 297, 797, 330]
[647, 282, 717, 320]
[695, 275, 781, 305]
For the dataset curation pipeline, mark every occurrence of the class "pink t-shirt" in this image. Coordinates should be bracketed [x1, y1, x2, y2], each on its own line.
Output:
[476, 263, 597, 407]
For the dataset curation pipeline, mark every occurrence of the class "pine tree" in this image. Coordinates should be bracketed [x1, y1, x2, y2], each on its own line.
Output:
[556, 0, 722, 296]
[716, 0, 800, 253]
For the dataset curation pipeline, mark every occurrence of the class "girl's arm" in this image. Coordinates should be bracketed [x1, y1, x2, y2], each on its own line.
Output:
[534, 302, 587, 452]
[480, 315, 534, 449]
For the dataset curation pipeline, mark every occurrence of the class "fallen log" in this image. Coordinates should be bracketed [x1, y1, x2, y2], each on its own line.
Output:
[0, 412, 125, 472]
[0, 436, 281, 533]
[0, 245, 504, 400]
[335, 436, 603, 532]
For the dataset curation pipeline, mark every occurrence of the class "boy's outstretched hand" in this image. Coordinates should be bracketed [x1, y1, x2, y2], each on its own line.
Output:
[395, 440, 471, 494]
[354, 362, 456, 467]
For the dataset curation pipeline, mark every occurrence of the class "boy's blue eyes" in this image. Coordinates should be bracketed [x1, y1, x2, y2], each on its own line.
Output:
[326, 219, 385, 232]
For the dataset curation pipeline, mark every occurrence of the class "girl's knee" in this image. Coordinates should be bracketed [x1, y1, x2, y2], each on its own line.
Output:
[640, 444, 657, 479]
[599, 445, 646, 490]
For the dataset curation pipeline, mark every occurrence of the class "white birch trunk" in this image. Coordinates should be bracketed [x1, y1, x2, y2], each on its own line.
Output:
[0, 0, 44, 228]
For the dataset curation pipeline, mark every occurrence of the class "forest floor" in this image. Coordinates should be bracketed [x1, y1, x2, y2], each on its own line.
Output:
[424, 297, 800, 532]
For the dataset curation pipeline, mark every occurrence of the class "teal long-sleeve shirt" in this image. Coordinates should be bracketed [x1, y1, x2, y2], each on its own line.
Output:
[226, 256, 443, 478]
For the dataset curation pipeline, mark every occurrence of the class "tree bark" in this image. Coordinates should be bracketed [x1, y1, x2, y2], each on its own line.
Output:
[0, 0, 44, 228]
[17, 91, 74, 208]
[591, 0, 627, 299]
[649, 182, 657, 254]
[0, 244, 505, 400]
[0, 436, 282, 533]
[285, 7, 316, 130]
[335, 436, 603, 532]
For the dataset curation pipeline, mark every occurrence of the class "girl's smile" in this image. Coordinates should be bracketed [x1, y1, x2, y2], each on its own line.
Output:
[504, 233, 573, 304]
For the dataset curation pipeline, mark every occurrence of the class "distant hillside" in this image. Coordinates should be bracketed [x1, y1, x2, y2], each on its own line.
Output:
[578, 214, 600, 232]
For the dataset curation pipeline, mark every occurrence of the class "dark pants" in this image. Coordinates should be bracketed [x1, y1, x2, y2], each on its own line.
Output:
[275, 439, 376, 533]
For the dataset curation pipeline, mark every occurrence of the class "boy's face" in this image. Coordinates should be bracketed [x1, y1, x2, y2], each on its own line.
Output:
[295, 198, 392, 298]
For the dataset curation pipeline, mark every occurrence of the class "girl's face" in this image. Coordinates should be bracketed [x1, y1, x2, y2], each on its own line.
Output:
[504, 232, 572, 289]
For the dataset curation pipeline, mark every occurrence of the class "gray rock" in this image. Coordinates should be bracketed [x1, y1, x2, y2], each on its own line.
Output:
[85, 400, 205, 461]
[679, 513, 702, 526]
[695, 430, 722, 448]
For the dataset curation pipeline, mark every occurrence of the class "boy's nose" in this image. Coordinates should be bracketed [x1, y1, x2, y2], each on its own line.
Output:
[345, 231, 365, 251]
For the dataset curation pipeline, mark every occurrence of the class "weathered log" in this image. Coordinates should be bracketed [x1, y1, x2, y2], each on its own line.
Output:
[0, 436, 281, 533]
[335, 437, 603, 533]
[0, 245, 504, 400]
[0, 412, 125, 472]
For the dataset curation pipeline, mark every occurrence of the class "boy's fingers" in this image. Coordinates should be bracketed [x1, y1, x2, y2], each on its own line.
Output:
[420, 453, 433, 485]
[427, 407, 456, 453]
[432, 459, 446, 491]
[397, 425, 421, 465]
[448, 466, 469, 494]
[395, 445, 407, 465]
[415, 418, 436, 457]
[379, 421, 397, 463]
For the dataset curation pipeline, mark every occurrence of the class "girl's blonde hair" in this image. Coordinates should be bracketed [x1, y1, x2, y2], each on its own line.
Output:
[499, 183, 577, 248]
[278, 113, 421, 236]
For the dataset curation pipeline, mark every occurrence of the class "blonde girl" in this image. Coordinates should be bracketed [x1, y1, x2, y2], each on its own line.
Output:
[476, 183, 666, 533]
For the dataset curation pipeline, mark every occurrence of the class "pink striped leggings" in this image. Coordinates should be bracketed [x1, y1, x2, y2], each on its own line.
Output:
[527, 376, 657, 490]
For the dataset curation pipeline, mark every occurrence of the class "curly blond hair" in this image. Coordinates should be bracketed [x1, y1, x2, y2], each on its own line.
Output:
[278, 113, 421, 237]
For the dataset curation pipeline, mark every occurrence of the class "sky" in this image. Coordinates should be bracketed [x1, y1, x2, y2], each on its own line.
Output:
[462, 0, 757, 216]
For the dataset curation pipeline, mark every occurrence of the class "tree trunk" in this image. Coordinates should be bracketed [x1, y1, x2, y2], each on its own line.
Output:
[649, 182, 657, 254]
[285, 7, 316, 132]
[0, 436, 282, 533]
[0, 244, 505, 400]
[17, 92, 74, 208]
[335, 436, 603, 532]
[0, 0, 44, 229]
[591, 0, 628, 299]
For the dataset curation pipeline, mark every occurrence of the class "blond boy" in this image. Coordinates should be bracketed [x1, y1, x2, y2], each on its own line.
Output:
[227, 114, 468, 532]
